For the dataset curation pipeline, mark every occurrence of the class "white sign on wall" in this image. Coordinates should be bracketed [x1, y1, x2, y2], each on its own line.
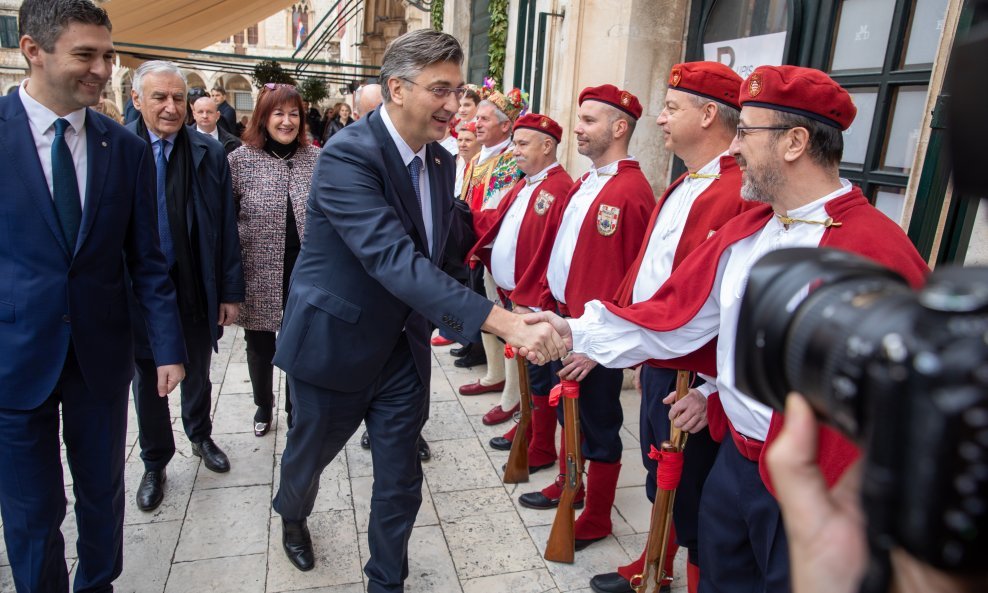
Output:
[703, 31, 788, 79]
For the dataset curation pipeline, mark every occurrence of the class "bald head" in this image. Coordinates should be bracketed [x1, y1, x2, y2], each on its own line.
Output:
[356, 83, 383, 117]
[192, 95, 219, 133]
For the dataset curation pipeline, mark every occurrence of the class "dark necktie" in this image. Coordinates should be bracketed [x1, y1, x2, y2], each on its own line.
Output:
[51, 118, 81, 251]
[407, 155, 423, 211]
[154, 139, 175, 266]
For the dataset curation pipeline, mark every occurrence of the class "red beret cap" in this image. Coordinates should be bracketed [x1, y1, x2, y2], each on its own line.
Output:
[578, 84, 643, 120]
[668, 61, 743, 110]
[740, 65, 856, 131]
[513, 113, 563, 142]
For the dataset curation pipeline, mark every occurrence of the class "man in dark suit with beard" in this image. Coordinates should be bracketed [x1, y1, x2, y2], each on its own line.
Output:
[271, 29, 567, 590]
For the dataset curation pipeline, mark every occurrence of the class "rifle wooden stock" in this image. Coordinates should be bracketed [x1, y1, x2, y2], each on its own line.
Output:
[544, 388, 582, 563]
[503, 356, 533, 483]
[631, 371, 691, 593]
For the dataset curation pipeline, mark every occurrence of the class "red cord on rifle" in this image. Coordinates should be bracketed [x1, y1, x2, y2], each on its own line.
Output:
[548, 380, 579, 406]
[504, 344, 515, 359]
[649, 444, 684, 489]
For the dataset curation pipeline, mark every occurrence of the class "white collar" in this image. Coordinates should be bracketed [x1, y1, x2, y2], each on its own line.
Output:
[380, 102, 427, 167]
[19, 79, 87, 137]
[478, 136, 511, 164]
[525, 162, 559, 185]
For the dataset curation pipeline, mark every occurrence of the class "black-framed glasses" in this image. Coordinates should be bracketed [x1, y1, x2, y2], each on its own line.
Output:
[263, 83, 296, 91]
[401, 78, 467, 100]
[735, 126, 794, 139]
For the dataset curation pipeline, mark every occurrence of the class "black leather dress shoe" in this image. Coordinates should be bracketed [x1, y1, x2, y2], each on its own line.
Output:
[574, 535, 606, 551]
[453, 349, 486, 368]
[501, 461, 555, 474]
[589, 571, 670, 593]
[489, 436, 511, 451]
[518, 490, 585, 510]
[136, 468, 166, 512]
[192, 438, 230, 473]
[360, 430, 370, 449]
[418, 438, 431, 462]
[450, 344, 471, 358]
[281, 518, 315, 571]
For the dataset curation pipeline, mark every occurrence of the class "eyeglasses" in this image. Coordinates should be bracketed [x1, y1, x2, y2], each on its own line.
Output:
[735, 126, 794, 139]
[263, 83, 296, 91]
[401, 78, 467, 100]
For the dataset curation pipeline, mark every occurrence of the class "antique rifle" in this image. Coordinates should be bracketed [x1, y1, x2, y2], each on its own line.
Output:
[543, 379, 582, 563]
[630, 370, 691, 593]
[503, 349, 533, 483]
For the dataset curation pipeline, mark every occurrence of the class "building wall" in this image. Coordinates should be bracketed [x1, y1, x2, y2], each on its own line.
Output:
[1, 0, 26, 95]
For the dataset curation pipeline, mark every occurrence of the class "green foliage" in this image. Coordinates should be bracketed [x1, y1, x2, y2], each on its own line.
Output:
[487, 0, 509, 86]
[431, 0, 445, 31]
[251, 60, 297, 90]
[298, 77, 329, 105]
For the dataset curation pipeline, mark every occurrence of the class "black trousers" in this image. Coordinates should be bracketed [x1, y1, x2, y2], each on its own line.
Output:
[274, 336, 428, 593]
[133, 317, 214, 471]
[244, 329, 292, 423]
[640, 365, 719, 564]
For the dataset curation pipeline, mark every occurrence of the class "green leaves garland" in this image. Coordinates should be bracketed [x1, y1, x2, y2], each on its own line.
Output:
[431, 0, 445, 31]
[488, 0, 508, 85]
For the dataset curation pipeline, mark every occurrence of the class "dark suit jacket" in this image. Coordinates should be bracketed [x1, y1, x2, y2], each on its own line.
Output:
[125, 122, 245, 355]
[0, 90, 186, 409]
[217, 101, 238, 137]
[188, 124, 242, 155]
[274, 107, 493, 392]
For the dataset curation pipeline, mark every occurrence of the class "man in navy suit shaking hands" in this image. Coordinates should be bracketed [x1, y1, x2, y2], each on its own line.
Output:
[0, 1, 186, 591]
[272, 29, 566, 589]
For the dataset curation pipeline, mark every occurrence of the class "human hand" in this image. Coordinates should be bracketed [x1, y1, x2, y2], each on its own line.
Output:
[507, 317, 567, 364]
[662, 388, 708, 433]
[513, 305, 532, 315]
[517, 311, 573, 364]
[766, 393, 867, 593]
[218, 302, 240, 326]
[557, 353, 597, 381]
[157, 364, 186, 397]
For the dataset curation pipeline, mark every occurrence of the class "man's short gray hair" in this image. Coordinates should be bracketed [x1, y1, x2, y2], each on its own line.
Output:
[132, 61, 187, 99]
[687, 94, 740, 134]
[478, 100, 508, 123]
[379, 29, 464, 103]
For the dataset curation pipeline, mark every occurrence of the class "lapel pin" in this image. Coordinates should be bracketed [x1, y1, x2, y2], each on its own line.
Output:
[101, 141, 107, 147]
[434, 157, 441, 166]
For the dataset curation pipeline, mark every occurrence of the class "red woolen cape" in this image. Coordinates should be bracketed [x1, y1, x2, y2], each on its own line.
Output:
[516, 159, 654, 317]
[603, 187, 930, 494]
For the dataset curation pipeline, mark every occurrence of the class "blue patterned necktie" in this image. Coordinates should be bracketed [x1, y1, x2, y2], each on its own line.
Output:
[154, 139, 175, 266]
[51, 118, 81, 251]
[407, 155, 423, 213]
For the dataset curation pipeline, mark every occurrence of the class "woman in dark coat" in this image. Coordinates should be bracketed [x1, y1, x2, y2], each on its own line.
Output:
[319, 101, 353, 144]
[228, 83, 320, 436]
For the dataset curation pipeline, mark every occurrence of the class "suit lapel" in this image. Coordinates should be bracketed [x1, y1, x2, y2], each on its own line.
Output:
[368, 110, 429, 254]
[77, 109, 108, 255]
[0, 92, 71, 257]
[425, 143, 449, 262]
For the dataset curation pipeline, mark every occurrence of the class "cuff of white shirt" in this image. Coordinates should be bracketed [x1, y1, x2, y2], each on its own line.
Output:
[695, 379, 717, 399]
[567, 308, 599, 357]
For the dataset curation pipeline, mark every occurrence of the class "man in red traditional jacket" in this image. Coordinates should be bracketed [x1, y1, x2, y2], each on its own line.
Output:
[525, 66, 929, 593]
[590, 61, 751, 593]
[468, 113, 574, 473]
[514, 85, 654, 552]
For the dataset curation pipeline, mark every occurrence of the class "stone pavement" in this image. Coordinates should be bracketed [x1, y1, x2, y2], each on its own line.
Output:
[0, 327, 687, 592]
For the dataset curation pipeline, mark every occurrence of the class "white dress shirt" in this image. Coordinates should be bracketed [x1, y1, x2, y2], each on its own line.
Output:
[491, 162, 559, 290]
[20, 79, 88, 209]
[197, 126, 220, 141]
[477, 137, 511, 166]
[632, 152, 727, 304]
[571, 180, 854, 440]
[546, 158, 629, 304]
[380, 104, 434, 253]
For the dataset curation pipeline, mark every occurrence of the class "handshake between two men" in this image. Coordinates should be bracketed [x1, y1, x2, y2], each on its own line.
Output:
[481, 306, 575, 366]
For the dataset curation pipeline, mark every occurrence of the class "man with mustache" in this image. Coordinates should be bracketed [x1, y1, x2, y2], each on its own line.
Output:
[271, 30, 565, 587]
[127, 60, 245, 512]
[515, 85, 653, 553]
[523, 66, 929, 593]
[590, 61, 752, 593]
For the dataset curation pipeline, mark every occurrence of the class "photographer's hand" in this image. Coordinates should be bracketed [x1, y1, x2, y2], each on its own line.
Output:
[767, 393, 867, 593]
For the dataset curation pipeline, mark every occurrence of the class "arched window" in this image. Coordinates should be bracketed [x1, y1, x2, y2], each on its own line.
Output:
[292, 1, 312, 50]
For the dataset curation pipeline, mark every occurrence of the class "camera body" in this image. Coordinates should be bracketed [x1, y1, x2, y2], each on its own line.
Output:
[735, 247, 988, 572]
